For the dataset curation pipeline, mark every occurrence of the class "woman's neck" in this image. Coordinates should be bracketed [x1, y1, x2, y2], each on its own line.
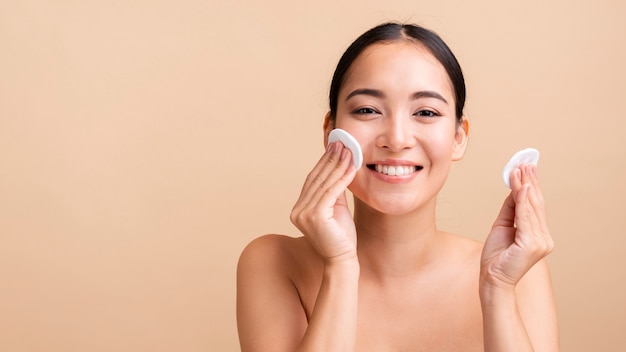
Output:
[353, 198, 444, 281]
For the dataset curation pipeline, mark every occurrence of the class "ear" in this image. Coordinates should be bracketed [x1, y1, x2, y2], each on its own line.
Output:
[323, 111, 334, 146]
[451, 117, 469, 161]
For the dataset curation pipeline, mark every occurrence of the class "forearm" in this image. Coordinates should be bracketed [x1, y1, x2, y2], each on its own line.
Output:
[480, 284, 534, 352]
[297, 257, 360, 352]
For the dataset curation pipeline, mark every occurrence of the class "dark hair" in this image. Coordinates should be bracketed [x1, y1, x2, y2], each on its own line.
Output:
[328, 22, 466, 122]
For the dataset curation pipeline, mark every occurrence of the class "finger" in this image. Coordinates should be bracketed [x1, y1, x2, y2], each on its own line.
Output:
[300, 142, 340, 194]
[513, 182, 536, 237]
[293, 144, 354, 220]
[517, 165, 547, 231]
[292, 143, 338, 219]
[295, 142, 346, 207]
[528, 165, 545, 204]
[511, 164, 538, 202]
[307, 146, 355, 207]
[294, 152, 355, 229]
[514, 182, 554, 257]
[514, 180, 549, 246]
[511, 183, 535, 252]
[523, 166, 552, 244]
[510, 167, 523, 202]
[524, 166, 546, 218]
[314, 157, 357, 215]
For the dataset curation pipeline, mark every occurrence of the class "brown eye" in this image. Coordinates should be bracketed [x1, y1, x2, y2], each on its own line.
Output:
[415, 110, 439, 118]
[354, 107, 378, 115]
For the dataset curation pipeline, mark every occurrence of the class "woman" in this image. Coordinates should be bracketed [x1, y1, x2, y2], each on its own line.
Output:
[237, 22, 559, 351]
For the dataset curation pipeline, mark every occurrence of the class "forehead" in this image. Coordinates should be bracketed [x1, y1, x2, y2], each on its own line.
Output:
[340, 41, 454, 101]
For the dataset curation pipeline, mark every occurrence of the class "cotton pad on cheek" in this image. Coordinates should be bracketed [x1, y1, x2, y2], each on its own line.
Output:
[327, 128, 363, 170]
[502, 148, 540, 188]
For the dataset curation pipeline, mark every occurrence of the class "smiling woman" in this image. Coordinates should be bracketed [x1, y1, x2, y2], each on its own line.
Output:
[236, 22, 558, 352]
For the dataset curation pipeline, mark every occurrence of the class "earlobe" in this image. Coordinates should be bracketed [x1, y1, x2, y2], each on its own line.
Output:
[452, 118, 469, 161]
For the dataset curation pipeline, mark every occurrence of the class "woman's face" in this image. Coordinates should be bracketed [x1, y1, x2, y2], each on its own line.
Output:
[327, 41, 468, 215]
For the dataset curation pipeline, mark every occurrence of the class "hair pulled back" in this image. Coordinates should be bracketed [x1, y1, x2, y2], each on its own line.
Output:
[328, 22, 466, 122]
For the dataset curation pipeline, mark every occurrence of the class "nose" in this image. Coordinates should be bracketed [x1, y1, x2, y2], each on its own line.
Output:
[376, 115, 417, 152]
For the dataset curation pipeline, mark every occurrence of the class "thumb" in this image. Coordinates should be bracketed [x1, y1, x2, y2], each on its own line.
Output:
[483, 193, 516, 259]
[492, 192, 516, 230]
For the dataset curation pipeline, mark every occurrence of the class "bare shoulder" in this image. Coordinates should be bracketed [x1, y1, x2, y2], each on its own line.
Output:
[237, 235, 320, 351]
[237, 234, 323, 299]
[440, 231, 484, 262]
[238, 234, 294, 264]
[238, 234, 317, 273]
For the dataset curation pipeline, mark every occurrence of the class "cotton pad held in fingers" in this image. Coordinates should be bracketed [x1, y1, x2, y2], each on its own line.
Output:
[502, 148, 540, 188]
[328, 129, 363, 170]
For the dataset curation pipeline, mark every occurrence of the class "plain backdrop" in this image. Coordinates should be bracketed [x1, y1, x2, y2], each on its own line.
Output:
[1, 0, 625, 351]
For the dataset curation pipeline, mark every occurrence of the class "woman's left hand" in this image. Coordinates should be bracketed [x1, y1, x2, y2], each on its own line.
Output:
[480, 164, 554, 289]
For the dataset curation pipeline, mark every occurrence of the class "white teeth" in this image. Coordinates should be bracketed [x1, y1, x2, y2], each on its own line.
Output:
[374, 165, 417, 176]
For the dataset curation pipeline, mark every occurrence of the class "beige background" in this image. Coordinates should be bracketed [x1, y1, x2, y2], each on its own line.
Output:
[1, 0, 625, 351]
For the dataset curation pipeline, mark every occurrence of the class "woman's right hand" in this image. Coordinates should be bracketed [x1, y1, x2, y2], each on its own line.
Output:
[290, 141, 358, 263]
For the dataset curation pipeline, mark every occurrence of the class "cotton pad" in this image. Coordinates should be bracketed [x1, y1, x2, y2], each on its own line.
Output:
[502, 148, 540, 188]
[328, 128, 363, 170]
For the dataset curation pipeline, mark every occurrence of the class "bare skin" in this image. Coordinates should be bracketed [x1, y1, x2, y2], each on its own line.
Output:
[237, 41, 559, 351]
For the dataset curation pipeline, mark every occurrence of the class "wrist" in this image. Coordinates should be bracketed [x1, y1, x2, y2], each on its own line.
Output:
[324, 254, 360, 277]
[479, 279, 517, 308]
[324, 249, 359, 266]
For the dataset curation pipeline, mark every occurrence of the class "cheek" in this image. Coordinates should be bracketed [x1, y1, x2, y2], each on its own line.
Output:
[421, 128, 457, 158]
[333, 122, 371, 148]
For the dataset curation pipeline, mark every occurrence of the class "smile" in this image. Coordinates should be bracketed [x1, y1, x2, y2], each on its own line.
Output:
[368, 164, 423, 176]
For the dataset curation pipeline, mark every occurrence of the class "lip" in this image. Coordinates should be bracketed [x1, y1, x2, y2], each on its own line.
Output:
[366, 159, 422, 184]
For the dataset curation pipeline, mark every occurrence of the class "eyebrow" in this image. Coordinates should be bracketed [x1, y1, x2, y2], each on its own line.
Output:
[345, 88, 449, 105]
[345, 88, 384, 101]
[411, 91, 448, 104]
